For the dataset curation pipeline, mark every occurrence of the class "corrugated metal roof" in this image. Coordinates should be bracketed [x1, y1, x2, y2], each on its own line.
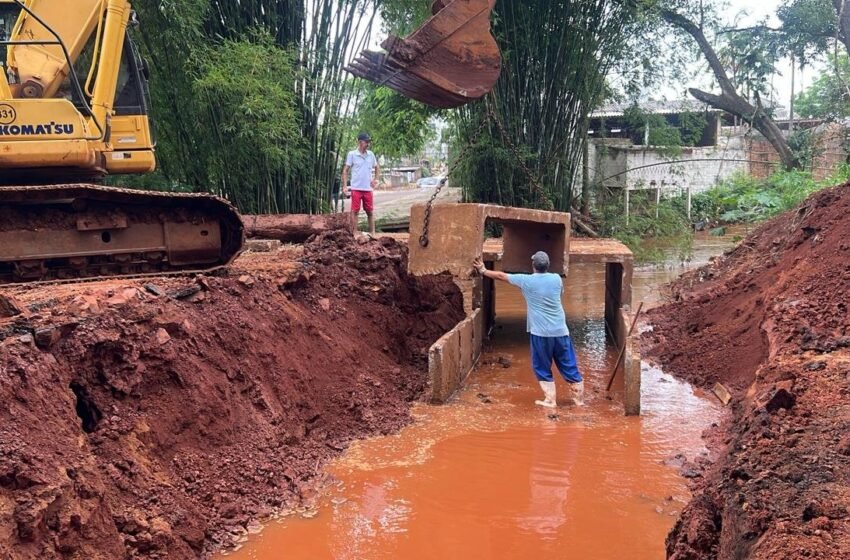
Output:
[591, 99, 717, 118]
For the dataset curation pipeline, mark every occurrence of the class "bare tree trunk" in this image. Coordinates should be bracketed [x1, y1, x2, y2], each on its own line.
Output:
[244, 214, 357, 242]
[832, 1, 850, 56]
[661, 9, 800, 170]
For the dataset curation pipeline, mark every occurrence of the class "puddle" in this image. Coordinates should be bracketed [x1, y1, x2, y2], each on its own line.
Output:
[219, 234, 732, 559]
[633, 225, 751, 308]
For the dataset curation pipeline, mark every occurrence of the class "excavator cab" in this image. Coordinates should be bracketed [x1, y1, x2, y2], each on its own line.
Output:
[0, 0, 155, 182]
[346, 0, 501, 108]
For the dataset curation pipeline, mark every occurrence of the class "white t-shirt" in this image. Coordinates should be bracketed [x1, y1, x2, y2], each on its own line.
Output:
[345, 149, 377, 191]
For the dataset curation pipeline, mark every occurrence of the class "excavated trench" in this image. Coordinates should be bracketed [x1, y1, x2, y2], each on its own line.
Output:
[214, 235, 737, 560]
[5, 182, 849, 560]
[0, 232, 464, 559]
[217, 193, 850, 559]
[643, 183, 850, 559]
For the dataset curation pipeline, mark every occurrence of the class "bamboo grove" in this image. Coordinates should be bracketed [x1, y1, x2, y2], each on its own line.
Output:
[127, 0, 380, 214]
[124, 0, 640, 215]
[448, 0, 638, 212]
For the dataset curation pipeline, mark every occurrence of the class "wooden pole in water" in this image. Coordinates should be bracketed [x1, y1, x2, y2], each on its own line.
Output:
[606, 301, 644, 392]
[655, 187, 661, 219]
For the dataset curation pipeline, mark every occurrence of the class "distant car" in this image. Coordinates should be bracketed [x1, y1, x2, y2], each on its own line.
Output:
[417, 176, 445, 188]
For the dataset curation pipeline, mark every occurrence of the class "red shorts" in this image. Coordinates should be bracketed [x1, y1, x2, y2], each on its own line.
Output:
[351, 190, 374, 213]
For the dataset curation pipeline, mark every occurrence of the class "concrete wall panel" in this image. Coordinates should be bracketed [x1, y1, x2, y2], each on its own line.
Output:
[500, 221, 568, 274]
[409, 204, 486, 277]
[620, 308, 641, 416]
[458, 316, 474, 384]
[472, 308, 485, 363]
[429, 327, 460, 404]
[412, 204, 575, 404]
[409, 203, 571, 277]
[427, 309, 484, 404]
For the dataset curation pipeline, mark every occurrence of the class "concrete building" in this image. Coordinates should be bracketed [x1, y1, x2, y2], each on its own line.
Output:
[585, 101, 849, 220]
[587, 101, 746, 219]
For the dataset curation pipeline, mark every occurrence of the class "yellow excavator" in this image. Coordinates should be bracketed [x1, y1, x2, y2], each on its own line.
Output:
[0, 0, 243, 283]
[0, 0, 499, 283]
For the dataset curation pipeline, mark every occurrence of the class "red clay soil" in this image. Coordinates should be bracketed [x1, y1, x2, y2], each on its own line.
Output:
[643, 183, 850, 559]
[0, 232, 463, 559]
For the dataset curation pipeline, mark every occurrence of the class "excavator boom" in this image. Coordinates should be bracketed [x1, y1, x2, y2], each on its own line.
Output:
[346, 0, 501, 108]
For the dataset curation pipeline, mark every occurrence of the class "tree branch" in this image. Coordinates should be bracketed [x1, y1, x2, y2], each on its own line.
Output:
[717, 25, 780, 35]
[660, 9, 737, 97]
[833, 1, 850, 55]
[661, 9, 800, 170]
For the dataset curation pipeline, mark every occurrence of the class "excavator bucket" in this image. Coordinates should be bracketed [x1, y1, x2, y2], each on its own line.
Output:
[346, 0, 501, 108]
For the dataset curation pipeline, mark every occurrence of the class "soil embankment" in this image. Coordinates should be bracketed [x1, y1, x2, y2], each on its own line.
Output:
[644, 183, 850, 559]
[0, 232, 463, 559]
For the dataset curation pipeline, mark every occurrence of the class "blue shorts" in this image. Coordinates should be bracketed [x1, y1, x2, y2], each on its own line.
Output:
[530, 334, 582, 384]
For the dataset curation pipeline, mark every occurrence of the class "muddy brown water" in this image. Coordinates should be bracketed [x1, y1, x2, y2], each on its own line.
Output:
[220, 230, 740, 560]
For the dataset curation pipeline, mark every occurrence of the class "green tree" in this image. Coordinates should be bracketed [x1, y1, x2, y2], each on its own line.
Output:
[654, 2, 800, 169]
[447, 0, 639, 212]
[776, 0, 837, 63]
[679, 111, 709, 146]
[353, 85, 437, 160]
[132, 0, 211, 190]
[623, 105, 682, 154]
[377, 0, 433, 36]
[795, 53, 850, 118]
[130, 0, 381, 214]
[192, 35, 305, 212]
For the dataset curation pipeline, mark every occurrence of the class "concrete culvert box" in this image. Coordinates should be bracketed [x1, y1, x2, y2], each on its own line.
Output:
[408, 203, 571, 278]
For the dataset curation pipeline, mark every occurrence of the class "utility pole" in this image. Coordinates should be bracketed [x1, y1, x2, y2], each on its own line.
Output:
[789, 54, 795, 134]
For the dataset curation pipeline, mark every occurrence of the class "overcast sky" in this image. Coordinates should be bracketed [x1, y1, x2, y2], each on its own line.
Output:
[680, 0, 825, 110]
[360, 1, 825, 111]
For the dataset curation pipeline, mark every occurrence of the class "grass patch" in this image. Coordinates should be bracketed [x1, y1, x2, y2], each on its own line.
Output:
[691, 166, 850, 224]
[596, 166, 850, 264]
[598, 191, 693, 264]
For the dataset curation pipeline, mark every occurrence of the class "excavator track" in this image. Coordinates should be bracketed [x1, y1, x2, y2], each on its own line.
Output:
[0, 184, 244, 284]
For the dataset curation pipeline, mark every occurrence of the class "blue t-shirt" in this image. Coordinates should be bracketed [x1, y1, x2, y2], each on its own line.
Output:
[507, 272, 570, 337]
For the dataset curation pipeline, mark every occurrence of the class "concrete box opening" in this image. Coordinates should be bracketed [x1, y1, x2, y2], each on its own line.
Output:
[409, 203, 639, 415]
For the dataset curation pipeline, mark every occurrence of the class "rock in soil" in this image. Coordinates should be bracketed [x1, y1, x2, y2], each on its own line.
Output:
[0, 232, 463, 559]
[643, 182, 850, 559]
[0, 294, 23, 318]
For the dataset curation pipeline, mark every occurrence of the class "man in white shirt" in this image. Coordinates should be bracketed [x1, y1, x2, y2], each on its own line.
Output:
[342, 132, 381, 234]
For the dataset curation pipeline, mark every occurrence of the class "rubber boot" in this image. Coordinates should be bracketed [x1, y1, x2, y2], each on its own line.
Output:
[535, 381, 557, 408]
[571, 381, 586, 406]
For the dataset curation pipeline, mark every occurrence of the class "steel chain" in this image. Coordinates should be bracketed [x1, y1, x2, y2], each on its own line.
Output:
[418, 104, 553, 248]
[419, 116, 490, 247]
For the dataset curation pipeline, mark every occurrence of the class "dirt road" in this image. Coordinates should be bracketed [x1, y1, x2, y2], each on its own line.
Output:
[338, 186, 461, 222]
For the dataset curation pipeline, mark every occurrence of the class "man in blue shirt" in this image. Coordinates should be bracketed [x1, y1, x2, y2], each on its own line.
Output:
[474, 251, 584, 408]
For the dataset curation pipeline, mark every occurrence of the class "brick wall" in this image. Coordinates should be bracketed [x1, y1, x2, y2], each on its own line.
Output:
[748, 123, 849, 180]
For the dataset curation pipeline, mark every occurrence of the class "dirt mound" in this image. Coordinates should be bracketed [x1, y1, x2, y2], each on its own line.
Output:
[0, 233, 463, 559]
[643, 183, 850, 559]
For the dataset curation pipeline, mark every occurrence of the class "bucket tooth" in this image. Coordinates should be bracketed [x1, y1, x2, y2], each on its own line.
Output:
[345, 0, 501, 108]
